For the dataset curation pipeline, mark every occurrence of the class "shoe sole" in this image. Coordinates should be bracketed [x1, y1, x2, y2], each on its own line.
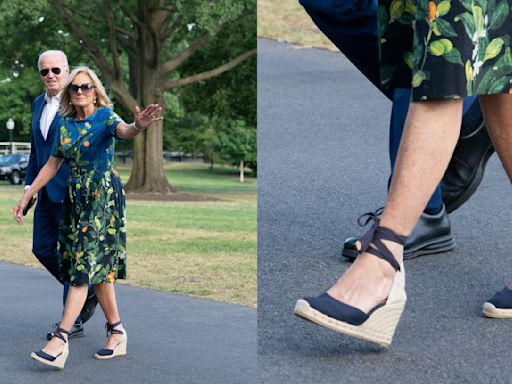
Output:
[342, 235, 455, 260]
[294, 299, 405, 347]
[444, 144, 494, 214]
[94, 340, 127, 360]
[94, 337, 128, 360]
[482, 302, 512, 318]
[31, 349, 68, 370]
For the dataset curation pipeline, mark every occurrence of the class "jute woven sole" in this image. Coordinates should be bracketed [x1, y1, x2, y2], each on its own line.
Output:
[482, 302, 512, 318]
[294, 299, 405, 347]
[31, 349, 69, 370]
[94, 338, 127, 360]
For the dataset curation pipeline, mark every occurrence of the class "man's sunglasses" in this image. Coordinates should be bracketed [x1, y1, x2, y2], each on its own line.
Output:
[68, 83, 95, 94]
[39, 67, 62, 77]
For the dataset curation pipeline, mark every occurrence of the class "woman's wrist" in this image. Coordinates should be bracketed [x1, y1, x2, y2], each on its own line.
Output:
[133, 121, 144, 131]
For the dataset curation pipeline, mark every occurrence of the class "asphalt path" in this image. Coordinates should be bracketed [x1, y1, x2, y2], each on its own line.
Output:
[0, 261, 256, 384]
[258, 38, 512, 384]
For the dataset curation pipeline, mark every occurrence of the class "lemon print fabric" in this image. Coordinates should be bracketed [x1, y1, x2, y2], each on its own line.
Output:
[378, 0, 512, 100]
[52, 107, 127, 285]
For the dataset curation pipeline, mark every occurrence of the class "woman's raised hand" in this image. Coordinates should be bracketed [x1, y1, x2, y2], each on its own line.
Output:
[134, 104, 163, 130]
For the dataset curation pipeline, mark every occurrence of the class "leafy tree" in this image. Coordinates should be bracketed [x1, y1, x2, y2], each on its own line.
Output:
[0, 0, 88, 142]
[211, 119, 256, 182]
[179, 20, 256, 125]
[178, 19, 257, 172]
[0, 0, 256, 192]
[166, 112, 208, 155]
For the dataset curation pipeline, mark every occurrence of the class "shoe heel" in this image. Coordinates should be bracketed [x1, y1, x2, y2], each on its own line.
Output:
[94, 333, 127, 359]
[356, 300, 406, 346]
[355, 268, 406, 347]
[113, 337, 127, 357]
[295, 268, 406, 347]
[53, 348, 69, 370]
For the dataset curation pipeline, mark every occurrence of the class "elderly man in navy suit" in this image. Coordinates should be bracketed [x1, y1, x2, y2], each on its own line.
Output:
[298, 0, 495, 259]
[25, 50, 97, 338]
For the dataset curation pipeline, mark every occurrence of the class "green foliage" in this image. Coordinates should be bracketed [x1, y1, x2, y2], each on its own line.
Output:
[166, 112, 209, 154]
[179, 7, 256, 125]
[0, 0, 256, 174]
[211, 120, 256, 169]
[0, 0, 94, 141]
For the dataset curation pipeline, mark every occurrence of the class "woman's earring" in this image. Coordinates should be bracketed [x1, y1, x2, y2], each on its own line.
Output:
[94, 99, 97, 104]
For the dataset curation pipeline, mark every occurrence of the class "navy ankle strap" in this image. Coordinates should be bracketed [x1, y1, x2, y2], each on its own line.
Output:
[51, 327, 69, 343]
[105, 321, 124, 336]
[357, 211, 407, 271]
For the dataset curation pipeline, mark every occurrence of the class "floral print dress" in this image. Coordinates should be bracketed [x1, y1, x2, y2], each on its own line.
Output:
[378, 0, 512, 100]
[52, 107, 127, 285]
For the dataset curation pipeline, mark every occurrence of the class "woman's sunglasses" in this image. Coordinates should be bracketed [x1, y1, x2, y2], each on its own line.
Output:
[39, 67, 62, 77]
[68, 83, 95, 94]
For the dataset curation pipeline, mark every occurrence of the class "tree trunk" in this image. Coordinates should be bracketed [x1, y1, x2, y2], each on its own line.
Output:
[240, 160, 244, 183]
[124, 1, 176, 193]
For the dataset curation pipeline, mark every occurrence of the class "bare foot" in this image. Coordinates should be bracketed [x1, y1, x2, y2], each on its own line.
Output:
[327, 240, 403, 313]
[42, 334, 67, 357]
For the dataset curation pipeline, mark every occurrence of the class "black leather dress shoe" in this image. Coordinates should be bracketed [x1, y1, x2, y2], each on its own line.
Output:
[441, 101, 494, 213]
[79, 291, 99, 325]
[342, 205, 454, 260]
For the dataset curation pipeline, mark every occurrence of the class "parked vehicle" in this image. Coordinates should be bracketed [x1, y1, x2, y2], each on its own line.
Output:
[0, 154, 30, 185]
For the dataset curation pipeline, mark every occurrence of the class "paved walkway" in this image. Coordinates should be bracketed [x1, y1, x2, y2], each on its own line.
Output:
[258, 38, 512, 384]
[0, 261, 256, 384]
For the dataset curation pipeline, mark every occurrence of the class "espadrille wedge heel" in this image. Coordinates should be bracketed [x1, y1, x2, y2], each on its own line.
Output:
[94, 321, 127, 360]
[294, 212, 407, 347]
[31, 327, 69, 369]
[483, 286, 512, 318]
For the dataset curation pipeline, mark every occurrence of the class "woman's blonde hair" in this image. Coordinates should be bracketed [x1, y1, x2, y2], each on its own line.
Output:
[59, 66, 113, 117]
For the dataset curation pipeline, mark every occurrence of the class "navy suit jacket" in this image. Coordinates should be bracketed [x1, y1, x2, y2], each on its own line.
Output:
[25, 93, 69, 203]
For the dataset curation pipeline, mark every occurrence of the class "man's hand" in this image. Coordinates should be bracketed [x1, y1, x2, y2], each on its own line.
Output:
[13, 195, 32, 224]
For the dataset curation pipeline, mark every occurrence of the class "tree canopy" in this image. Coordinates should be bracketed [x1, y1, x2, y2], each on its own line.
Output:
[0, 0, 256, 189]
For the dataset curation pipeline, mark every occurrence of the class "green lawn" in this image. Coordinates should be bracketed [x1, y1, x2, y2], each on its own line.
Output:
[0, 162, 256, 307]
[258, 0, 336, 50]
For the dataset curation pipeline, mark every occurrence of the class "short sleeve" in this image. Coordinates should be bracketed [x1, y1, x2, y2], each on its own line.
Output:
[51, 121, 65, 158]
[104, 108, 123, 138]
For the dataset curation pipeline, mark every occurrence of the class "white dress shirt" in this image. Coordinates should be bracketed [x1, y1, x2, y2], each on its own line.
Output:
[39, 92, 60, 141]
[26, 92, 61, 191]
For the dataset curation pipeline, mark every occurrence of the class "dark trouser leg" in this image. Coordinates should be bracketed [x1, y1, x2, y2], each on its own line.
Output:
[32, 188, 64, 283]
[299, 0, 392, 100]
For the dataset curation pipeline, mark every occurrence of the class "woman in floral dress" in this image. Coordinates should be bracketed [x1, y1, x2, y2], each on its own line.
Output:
[14, 66, 162, 369]
[296, 0, 512, 346]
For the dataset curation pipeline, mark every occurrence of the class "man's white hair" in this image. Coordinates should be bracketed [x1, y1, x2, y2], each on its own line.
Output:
[37, 50, 68, 70]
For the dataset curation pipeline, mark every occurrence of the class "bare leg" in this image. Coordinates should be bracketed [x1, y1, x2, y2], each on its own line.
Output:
[327, 99, 463, 312]
[94, 283, 126, 349]
[479, 94, 512, 287]
[42, 285, 88, 356]
[479, 94, 512, 179]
